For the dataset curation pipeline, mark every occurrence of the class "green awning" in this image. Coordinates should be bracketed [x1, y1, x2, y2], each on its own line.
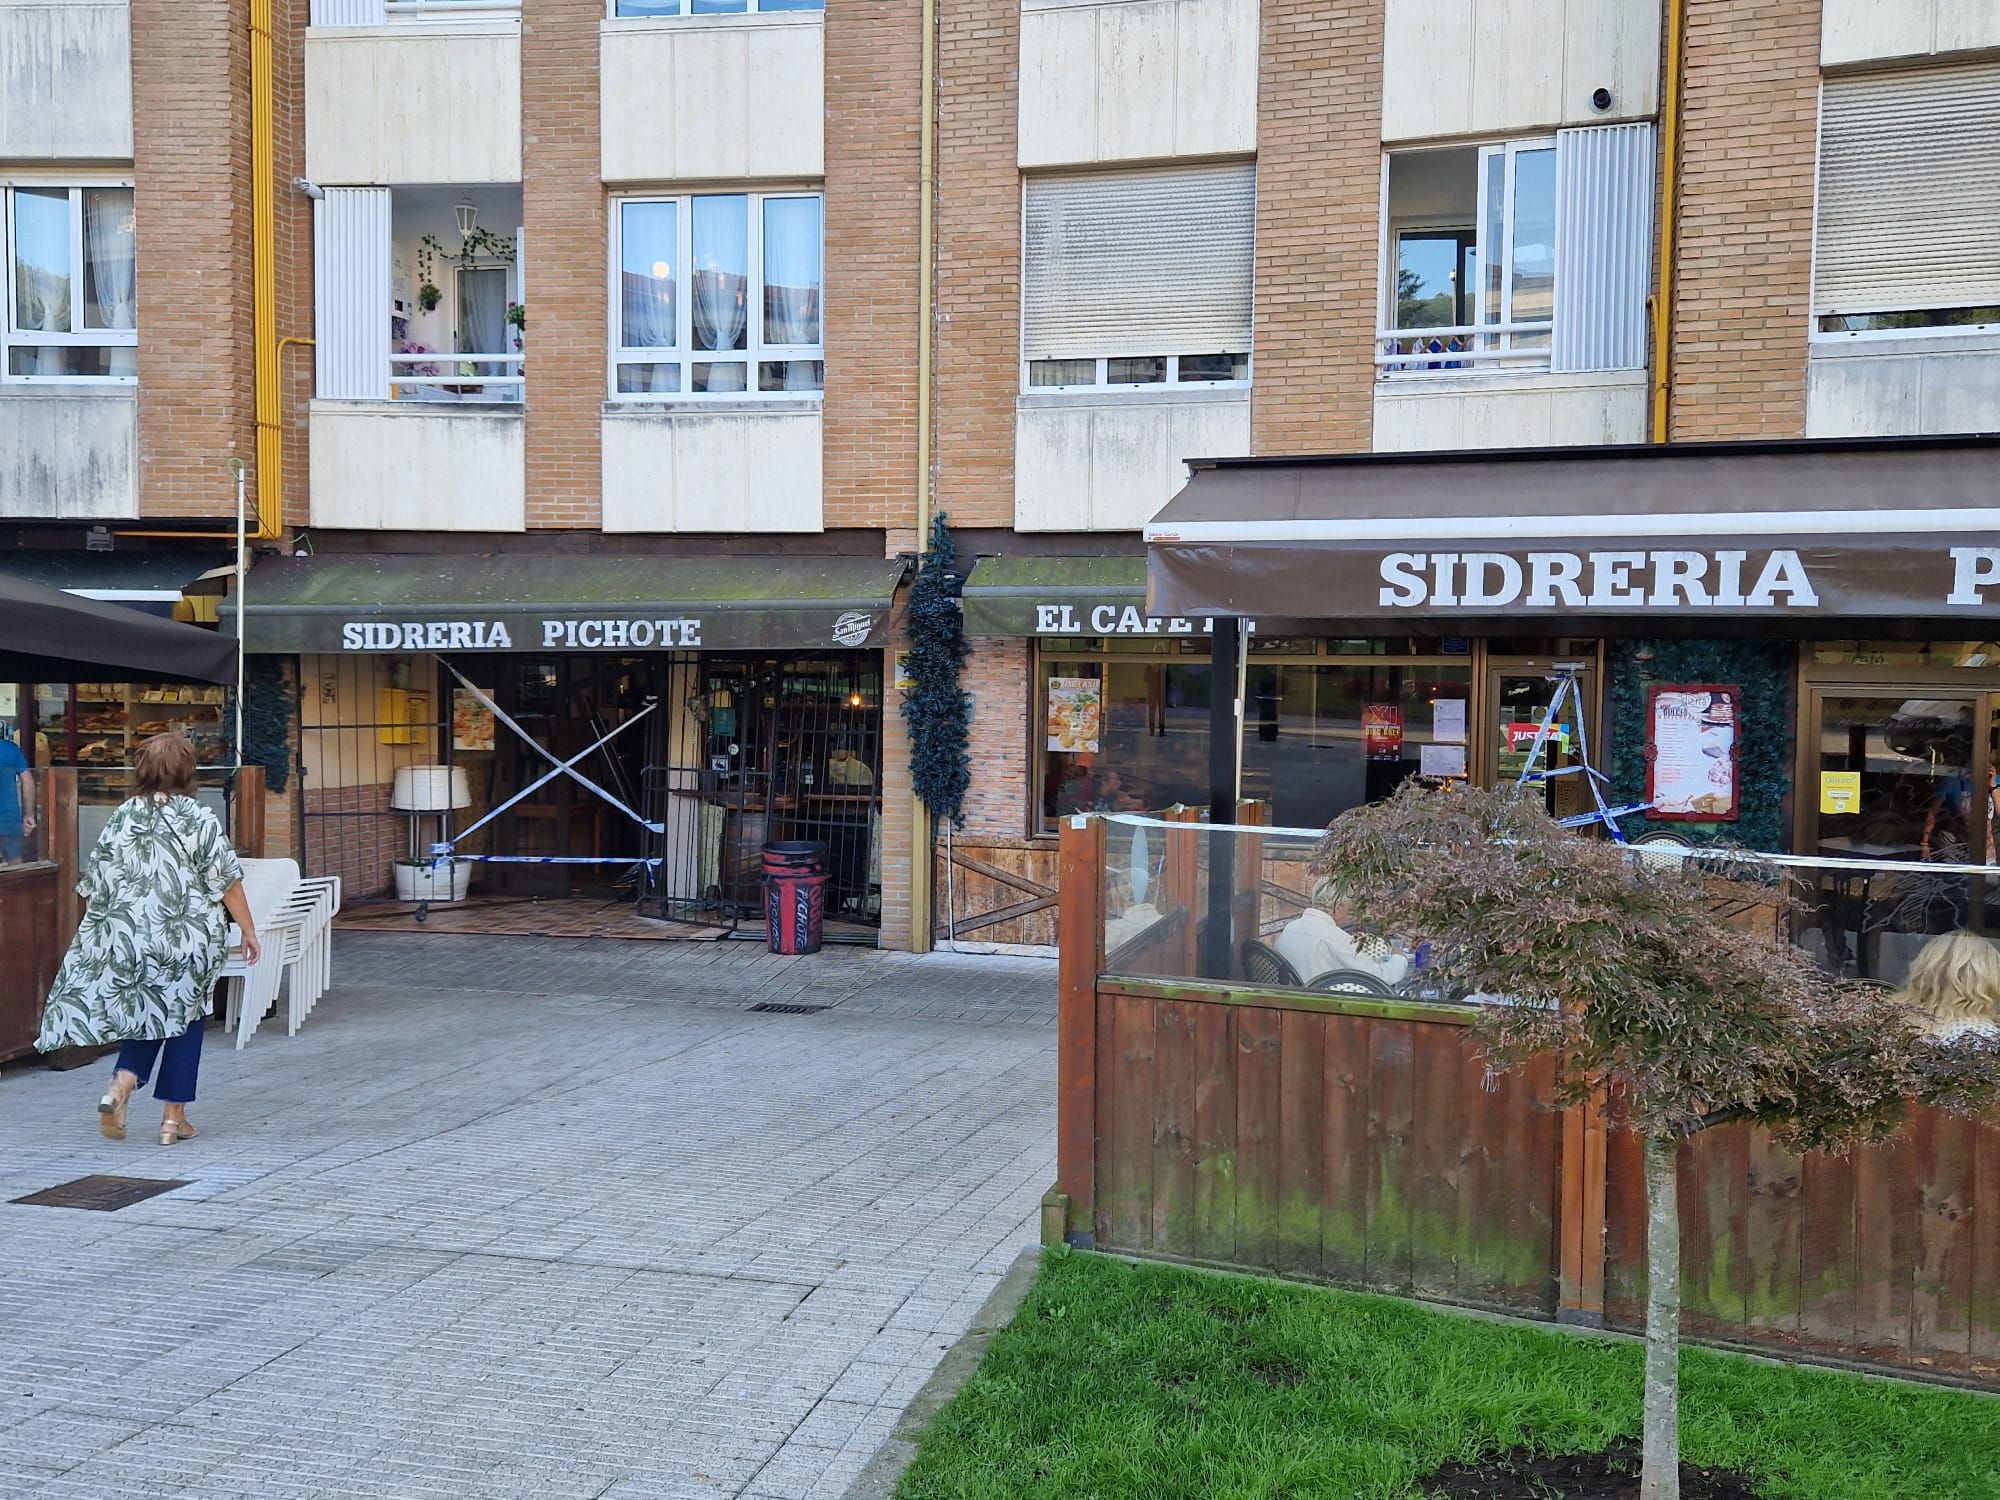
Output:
[962, 555, 1179, 638]
[222, 553, 907, 654]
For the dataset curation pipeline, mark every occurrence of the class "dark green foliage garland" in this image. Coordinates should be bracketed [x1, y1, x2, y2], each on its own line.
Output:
[1607, 638, 1793, 853]
[902, 513, 971, 829]
[227, 654, 297, 794]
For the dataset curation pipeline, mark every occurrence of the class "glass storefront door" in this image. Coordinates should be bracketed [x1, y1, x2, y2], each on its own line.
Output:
[1802, 687, 1996, 977]
[1486, 658, 1598, 822]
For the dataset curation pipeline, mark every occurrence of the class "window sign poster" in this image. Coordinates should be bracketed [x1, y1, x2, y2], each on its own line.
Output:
[1432, 698, 1466, 744]
[1362, 703, 1405, 761]
[1820, 770, 1862, 816]
[452, 688, 496, 752]
[1046, 677, 1102, 754]
[1646, 684, 1740, 821]
[1419, 742, 1467, 779]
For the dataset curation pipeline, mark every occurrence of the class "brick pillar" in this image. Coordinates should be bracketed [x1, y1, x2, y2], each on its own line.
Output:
[962, 636, 1029, 837]
[932, 0, 1020, 531]
[1248, 0, 1384, 456]
[1668, 0, 1820, 440]
[522, 0, 606, 529]
[824, 0, 922, 535]
[877, 629, 918, 949]
[131, 0, 256, 518]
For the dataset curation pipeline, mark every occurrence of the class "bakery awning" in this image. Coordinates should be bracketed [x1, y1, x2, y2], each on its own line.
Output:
[222, 553, 908, 653]
[0, 550, 231, 617]
[1144, 435, 2000, 633]
[0, 571, 236, 683]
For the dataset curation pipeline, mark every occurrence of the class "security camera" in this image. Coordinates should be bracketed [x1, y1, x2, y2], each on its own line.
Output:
[292, 177, 325, 199]
[1590, 87, 1613, 112]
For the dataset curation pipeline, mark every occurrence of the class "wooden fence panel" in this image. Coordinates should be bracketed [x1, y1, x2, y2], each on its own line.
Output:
[1603, 1112, 2000, 1383]
[1089, 983, 1565, 1317]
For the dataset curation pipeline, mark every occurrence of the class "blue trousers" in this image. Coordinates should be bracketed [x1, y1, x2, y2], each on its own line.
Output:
[114, 1017, 205, 1105]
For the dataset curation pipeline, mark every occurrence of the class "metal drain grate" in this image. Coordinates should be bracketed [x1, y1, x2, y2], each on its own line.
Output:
[748, 1002, 829, 1015]
[11, 1175, 190, 1212]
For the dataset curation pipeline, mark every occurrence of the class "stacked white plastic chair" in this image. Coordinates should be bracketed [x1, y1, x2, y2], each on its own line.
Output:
[273, 874, 342, 1034]
[219, 857, 306, 1049]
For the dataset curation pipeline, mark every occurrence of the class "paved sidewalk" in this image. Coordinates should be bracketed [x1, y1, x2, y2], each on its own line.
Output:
[0, 936, 1057, 1500]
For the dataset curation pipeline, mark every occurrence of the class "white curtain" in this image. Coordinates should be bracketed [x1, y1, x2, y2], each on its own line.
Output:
[83, 189, 137, 376]
[762, 196, 821, 347]
[691, 196, 747, 353]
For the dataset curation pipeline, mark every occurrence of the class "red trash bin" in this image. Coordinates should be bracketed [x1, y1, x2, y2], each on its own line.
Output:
[763, 841, 828, 954]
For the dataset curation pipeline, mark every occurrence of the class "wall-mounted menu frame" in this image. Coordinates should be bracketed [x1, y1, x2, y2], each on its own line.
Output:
[1645, 683, 1740, 821]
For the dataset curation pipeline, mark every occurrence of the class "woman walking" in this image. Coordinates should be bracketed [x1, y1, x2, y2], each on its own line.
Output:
[37, 732, 261, 1146]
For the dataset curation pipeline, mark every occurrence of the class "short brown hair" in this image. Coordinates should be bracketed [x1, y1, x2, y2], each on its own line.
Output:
[132, 732, 200, 799]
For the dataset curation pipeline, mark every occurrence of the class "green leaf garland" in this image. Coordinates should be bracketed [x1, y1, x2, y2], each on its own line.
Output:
[902, 514, 971, 829]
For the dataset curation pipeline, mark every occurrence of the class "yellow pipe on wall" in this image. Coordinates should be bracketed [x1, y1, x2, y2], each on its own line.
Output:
[1649, 0, 1686, 443]
[907, 0, 938, 953]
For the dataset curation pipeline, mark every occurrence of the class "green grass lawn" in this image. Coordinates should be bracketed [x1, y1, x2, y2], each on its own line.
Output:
[893, 1249, 2000, 1500]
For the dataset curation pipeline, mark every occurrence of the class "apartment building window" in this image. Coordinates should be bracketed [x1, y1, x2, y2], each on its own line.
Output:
[3, 185, 136, 382]
[1022, 163, 1253, 392]
[1379, 124, 1653, 377]
[611, 0, 820, 14]
[1815, 62, 2000, 338]
[612, 192, 823, 398]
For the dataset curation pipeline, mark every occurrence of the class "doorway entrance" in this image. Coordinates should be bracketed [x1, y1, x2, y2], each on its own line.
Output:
[641, 653, 884, 930]
[1483, 654, 1600, 822]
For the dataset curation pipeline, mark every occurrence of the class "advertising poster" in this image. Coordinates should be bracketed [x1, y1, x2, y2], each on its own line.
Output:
[1646, 684, 1740, 821]
[1046, 677, 1102, 754]
[452, 688, 496, 752]
[1362, 703, 1405, 761]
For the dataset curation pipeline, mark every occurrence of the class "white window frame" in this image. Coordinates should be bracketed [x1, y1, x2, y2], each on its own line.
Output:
[1377, 137, 1555, 378]
[608, 188, 825, 404]
[604, 0, 822, 17]
[2, 179, 138, 388]
[1021, 353, 1251, 393]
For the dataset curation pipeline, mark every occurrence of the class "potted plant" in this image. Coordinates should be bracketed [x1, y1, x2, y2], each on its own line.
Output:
[413, 238, 442, 312]
[393, 857, 471, 904]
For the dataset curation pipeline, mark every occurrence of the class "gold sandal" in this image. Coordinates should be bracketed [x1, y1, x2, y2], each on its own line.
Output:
[96, 1091, 128, 1141]
[158, 1119, 198, 1146]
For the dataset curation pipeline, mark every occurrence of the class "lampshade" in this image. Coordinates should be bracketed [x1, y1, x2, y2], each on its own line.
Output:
[391, 764, 470, 812]
[454, 198, 479, 237]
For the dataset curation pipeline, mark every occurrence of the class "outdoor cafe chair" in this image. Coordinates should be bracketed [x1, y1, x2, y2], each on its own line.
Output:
[1307, 968, 1398, 998]
[1239, 939, 1305, 989]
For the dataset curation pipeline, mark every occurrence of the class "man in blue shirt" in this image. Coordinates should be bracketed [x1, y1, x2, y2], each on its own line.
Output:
[0, 728, 33, 863]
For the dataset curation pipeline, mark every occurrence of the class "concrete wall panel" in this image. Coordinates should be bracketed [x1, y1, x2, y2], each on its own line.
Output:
[0, 392, 135, 519]
[1015, 392, 1248, 530]
[309, 403, 525, 530]
[0, 0, 131, 159]
[306, 22, 521, 184]
[601, 408, 823, 532]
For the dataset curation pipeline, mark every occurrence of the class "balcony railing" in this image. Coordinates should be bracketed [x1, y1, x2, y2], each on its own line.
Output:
[390, 352, 522, 403]
[1375, 322, 1553, 377]
[383, 0, 520, 14]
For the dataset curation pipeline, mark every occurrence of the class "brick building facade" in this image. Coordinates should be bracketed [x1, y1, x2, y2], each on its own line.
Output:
[7, 0, 1999, 949]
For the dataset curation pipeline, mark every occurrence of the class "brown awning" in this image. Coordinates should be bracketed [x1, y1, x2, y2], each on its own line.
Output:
[1144, 435, 2000, 633]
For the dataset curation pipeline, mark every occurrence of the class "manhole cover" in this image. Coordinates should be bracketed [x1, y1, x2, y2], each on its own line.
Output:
[749, 1002, 829, 1015]
[11, 1175, 190, 1212]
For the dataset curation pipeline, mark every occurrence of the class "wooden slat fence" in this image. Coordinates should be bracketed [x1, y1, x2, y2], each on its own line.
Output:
[1055, 814, 2000, 1388]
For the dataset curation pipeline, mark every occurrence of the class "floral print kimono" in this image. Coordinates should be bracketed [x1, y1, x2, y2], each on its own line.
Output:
[37, 795, 244, 1050]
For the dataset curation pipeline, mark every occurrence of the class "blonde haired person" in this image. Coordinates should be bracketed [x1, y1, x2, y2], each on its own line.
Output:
[37, 733, 261, 1145]
[1895, 931, 2000, 1043]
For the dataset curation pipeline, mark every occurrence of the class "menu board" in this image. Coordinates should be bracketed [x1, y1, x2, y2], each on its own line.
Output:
[1646, 684, 1740, 821]
[1046, 677, 1102, 754]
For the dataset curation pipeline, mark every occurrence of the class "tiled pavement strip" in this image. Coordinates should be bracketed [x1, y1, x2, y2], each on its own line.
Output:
[0, 934, 1057, 1500]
